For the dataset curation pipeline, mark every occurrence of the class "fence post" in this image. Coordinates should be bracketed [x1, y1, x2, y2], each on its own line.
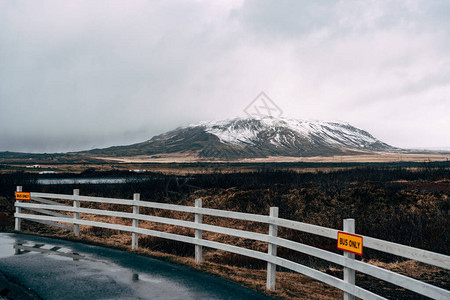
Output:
[267, 207, 279, 290]
[194, 198, 202, 263]
[343, 218, 356, 300]
[73, 189, 80, 237]
[15, 186, 22, 231]
[132, 193, 140, 250]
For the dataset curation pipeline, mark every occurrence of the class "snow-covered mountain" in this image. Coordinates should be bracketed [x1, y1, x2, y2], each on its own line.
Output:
[88, 117, 396, 159]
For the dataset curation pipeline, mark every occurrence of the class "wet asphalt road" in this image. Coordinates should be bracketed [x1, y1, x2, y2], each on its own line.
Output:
[0, 233, 273, 300]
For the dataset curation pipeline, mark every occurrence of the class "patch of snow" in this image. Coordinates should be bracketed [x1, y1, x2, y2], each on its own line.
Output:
[188, 117, 382, 149]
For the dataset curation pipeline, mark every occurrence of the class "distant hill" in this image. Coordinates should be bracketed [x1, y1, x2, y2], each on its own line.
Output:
[85, 117, 397, 160]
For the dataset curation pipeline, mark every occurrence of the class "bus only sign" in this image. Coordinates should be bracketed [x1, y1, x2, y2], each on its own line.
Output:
[337, 231, 363, 256]
[15, 192, 31, 201]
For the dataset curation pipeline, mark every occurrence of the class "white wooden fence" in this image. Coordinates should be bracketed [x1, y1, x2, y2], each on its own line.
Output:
[14, 187, 450, 299]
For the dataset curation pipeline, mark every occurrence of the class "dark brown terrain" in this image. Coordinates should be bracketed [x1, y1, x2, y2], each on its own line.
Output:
[0, 163, 449, 299]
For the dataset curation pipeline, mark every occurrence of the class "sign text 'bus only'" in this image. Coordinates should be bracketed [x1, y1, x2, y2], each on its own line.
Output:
[15, 192, 31, 201]
[337, 231, 363, 256]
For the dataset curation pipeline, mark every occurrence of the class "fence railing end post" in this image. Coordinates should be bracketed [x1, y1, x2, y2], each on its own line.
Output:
[343, 218, 356, 300]
[132, 193, 140, 250]
[195, 198, 203, 264]
[266, 206, 279, 290]
[73, 189, 80, 237]
[14, 186, 23, 231]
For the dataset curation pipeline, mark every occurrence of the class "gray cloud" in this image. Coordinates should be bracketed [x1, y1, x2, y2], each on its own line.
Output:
[0, 0, 449, 152]
[235, 0, 338, 37]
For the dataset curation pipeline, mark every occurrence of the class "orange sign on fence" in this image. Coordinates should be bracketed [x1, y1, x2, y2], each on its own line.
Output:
[15, 192, 31, 201]
[337, 231, 363, 256]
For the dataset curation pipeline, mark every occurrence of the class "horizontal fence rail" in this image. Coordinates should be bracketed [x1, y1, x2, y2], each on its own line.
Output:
[14, 187, 450, 300]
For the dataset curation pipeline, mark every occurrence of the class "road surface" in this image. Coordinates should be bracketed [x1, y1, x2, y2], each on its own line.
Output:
[0, 233, 272, 299]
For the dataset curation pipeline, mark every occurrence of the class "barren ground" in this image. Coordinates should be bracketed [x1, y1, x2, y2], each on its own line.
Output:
[96, 152, 450, 163]
[0, 166, 449, 299]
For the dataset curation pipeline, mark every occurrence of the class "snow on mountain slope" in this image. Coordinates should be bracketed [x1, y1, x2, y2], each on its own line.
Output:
[87, 117, 395, 159]
[193, 117, 384, 150]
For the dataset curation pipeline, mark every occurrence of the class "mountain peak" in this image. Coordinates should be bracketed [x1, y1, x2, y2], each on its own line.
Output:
[188, 117, 380, 148]
[87, 117, 395, 160]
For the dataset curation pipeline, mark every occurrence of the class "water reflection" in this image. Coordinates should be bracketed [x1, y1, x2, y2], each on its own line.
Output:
[36, 178, 128, 185]
[8, 237, 149, 283]
[35, 176, 164, 185]
[0, 233, 263, 300]
[13, 241, 86, 261]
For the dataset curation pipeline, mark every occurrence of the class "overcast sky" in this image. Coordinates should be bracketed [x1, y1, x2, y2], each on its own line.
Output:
[1, 0, 449, 153]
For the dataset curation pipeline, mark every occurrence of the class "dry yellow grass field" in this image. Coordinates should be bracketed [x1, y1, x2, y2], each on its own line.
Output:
[96, 152, 450, 164]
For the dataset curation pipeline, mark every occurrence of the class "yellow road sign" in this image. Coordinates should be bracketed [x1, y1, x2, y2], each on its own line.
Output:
[15, 192, 31, 201]
[337, 231, 363, 256]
